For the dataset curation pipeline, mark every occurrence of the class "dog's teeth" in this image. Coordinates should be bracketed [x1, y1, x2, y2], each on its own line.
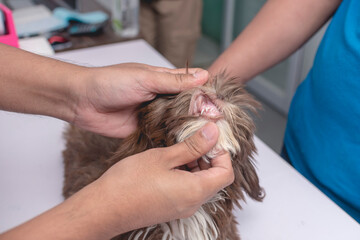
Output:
[201, 107, 216, 115]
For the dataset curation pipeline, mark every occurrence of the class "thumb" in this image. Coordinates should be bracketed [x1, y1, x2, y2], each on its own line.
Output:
[150, 69, 209, 94]
[165, 122, 219, 168]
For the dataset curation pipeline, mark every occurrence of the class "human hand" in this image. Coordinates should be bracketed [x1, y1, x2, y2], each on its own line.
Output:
[0, 122, 233, 240]
[89, 122, 234, 238]
[0, 44, 208, 138]
[72, 63, 209, 138]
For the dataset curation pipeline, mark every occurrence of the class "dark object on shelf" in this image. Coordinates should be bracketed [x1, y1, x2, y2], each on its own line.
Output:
[68, 23, 104, 36]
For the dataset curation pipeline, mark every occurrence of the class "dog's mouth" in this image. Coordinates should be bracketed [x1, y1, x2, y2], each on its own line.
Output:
[189, 90, 223, 121]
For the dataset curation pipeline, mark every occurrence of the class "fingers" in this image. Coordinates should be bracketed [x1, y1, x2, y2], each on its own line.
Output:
[187, 157, 211, 172]
[111, 62, 209, 94]
[199, 158, 211, 170]
[132, 62, 204, 75]
[153, 67, 205, 75]
[165, 122, 219, 168]
[195, 152, 235, 194]
[145, 68, 209, 94]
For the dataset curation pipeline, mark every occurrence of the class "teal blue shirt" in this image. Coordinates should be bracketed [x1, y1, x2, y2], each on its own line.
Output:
[285, 0, 360, 222]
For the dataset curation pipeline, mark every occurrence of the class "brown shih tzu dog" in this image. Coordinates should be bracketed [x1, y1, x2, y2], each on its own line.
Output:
[63, 73, 264, 240]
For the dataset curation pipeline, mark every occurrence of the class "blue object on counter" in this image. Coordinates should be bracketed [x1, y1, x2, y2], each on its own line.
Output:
[53, 7, 109, 24]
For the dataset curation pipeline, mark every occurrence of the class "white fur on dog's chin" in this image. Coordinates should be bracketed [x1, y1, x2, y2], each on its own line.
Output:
[176, 118, 240, 162]
[129, 191, 228, 240]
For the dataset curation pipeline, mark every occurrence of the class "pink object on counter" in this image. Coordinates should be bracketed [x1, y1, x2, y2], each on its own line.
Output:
[0, 4, 19, 48]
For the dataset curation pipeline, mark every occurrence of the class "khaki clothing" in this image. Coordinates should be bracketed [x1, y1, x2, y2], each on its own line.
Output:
[140, 0, 202, 68]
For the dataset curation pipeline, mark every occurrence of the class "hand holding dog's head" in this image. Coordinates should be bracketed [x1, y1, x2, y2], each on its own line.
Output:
[109, 73, 264, 202]
[63, 73, 264, 240]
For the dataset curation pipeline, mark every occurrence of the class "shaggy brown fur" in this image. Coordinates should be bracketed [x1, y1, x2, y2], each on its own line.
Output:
[63, 74, 264, 240]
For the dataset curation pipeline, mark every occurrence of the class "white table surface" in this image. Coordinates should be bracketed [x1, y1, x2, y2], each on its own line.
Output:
[1, 40, 359, 239]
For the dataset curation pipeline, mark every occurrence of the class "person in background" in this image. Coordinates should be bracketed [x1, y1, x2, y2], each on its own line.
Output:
[0, 43, 234, 239]
[209, 0, 360, 223]
[140, 0, 202, 68]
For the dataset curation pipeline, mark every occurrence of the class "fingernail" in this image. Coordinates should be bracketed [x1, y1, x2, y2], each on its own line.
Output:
[201, 123, 217, 141]
[193, 70, 208, 79]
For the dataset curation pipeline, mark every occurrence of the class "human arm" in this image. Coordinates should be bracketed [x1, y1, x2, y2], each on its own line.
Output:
[209, 0, 342, 81]
[0, 122, 234, 240]
[0, 43, 208, 137]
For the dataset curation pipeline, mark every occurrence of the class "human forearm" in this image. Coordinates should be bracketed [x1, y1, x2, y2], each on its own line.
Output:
[209, 0, 342, 81]
[0, 43, 86, 121]
[0, 180, 119, 240]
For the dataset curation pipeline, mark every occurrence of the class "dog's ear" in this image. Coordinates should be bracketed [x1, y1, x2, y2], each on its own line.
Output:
[105, 129, 148, 166]
[227, 154, 264, 208]
[236, 157, 264, 201]
[138, 96, 174, 145]
[105, 97, 174, 166]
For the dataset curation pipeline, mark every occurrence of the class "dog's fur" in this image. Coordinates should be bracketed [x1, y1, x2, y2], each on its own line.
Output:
[63, 74, 264, 240]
